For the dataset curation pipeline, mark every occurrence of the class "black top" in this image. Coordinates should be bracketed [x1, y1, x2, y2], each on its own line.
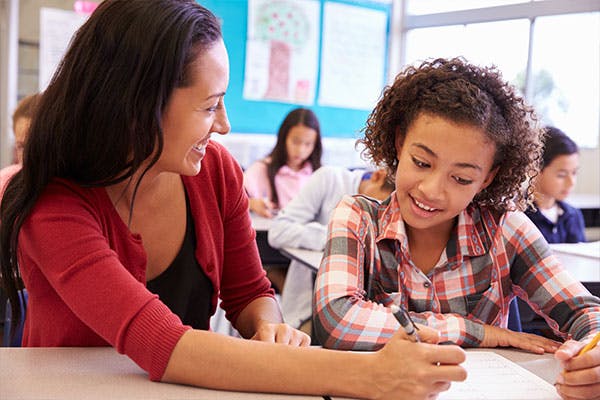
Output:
[146, 194, 213, 330]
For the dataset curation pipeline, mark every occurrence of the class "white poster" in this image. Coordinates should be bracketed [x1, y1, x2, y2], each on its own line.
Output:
[39, 8, 88, 91]
[318, 2, 387, 110]
[243, 0, 320, 105]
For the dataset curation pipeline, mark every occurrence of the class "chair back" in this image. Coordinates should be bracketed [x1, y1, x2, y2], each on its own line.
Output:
[2, 289, 28, 347]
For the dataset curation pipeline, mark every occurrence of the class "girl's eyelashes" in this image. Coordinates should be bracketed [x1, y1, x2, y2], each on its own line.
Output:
[411, 156, 429, 168]
[453, 176, 473, 185]
[412, 156, 473, 185]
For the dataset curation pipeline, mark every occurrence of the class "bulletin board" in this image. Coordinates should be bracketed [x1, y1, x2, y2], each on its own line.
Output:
[201, 0, 391, 138]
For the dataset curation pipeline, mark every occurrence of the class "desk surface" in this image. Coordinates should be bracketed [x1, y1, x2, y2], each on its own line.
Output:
[550, 242, 600, 282]
[280, 247, 323, 271]
[250, 213, 273, 232]
[280, 243, 599, 282]
[331, 348, 561, 400]
[0, 347, 323, 400]
[566, 193, 600, 210]
[0, 347, 559, 400]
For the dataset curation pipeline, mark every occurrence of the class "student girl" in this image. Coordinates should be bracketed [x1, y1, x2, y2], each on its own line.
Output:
[0, 2, 468, 399]
[313, 57, 600, 400]
[525, 126, 586, 243]
[243, 107, 322, 218]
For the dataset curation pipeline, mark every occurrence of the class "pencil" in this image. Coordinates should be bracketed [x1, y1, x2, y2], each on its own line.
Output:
[390, 304, 420, 343]
[578, 332, 600, 356]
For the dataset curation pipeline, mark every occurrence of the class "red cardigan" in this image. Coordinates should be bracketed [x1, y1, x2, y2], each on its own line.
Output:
[18, 141, 274, 380]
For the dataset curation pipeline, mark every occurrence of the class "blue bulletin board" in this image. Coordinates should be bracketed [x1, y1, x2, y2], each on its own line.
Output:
[200, 0, 391, 138]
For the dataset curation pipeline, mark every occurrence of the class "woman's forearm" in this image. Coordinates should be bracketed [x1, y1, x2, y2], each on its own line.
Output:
[162, 329, 370, 397]
[163, 326, 469, 400]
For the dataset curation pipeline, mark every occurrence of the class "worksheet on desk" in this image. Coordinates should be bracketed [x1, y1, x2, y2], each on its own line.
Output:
[439, 352, 560, 400]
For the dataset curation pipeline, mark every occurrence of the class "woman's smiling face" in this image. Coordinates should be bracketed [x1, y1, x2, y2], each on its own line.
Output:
[158, 39, 231, 176]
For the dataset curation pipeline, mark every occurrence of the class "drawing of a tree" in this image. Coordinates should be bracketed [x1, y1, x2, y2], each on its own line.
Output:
[256, 0, 310, 100]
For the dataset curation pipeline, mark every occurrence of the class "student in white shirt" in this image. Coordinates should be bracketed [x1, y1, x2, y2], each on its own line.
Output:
[268, 165, 394, 330]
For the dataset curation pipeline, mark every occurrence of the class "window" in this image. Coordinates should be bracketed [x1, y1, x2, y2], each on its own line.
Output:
[530, 13, 599, 147]
[398, 0, 600, 148]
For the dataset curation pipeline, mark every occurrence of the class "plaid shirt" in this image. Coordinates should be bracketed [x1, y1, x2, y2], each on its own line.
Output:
[313, 194, 600, 350]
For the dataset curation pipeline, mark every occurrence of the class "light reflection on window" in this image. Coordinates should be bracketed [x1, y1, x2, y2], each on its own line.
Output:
[530, 13, 599, 147]
[404, 19, 529, 88]
[406, 0, 524, 16]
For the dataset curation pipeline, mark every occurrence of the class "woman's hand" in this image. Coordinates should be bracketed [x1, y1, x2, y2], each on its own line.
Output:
[369, 325, 467, 400]
[481, 324, 561, 354]
[248, 198, 277, 218]
[250, 321, 311, 347]
[554, 338, 600, 400]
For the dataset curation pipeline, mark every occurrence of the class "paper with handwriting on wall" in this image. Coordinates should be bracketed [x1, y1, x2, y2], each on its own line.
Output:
[439, 351, 560, 400]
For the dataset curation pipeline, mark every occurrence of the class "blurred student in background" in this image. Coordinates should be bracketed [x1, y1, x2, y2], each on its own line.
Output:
[244, 107, 323, 293]
[243, 107, 322, 218]
[268, 165, 394, 332]
[525, 126, 586, 243]
[0, 93, 41, 195]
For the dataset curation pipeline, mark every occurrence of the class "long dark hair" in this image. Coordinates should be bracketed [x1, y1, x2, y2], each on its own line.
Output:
[0, 0, 222, 338]
[266, 108, 322, 205]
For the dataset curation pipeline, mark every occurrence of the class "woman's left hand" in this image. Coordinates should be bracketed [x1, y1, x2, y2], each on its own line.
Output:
[251, 321, 311, 347]
[554, 339, 600, 400]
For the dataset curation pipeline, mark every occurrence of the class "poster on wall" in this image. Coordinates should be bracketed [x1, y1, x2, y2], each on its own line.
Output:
[243, 0, 320, 105]
[39, 8, 88, 91]
[318, 2, 387, 110]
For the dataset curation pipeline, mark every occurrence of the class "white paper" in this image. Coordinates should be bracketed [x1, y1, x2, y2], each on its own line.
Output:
[440, 352, 560, 400]
[39, 8, 88, 91]
[318, 2, 387, 110]
[243, 0, 320, 105]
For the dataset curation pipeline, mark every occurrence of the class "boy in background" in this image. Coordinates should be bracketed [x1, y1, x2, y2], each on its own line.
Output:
[268, 165, 394, 332]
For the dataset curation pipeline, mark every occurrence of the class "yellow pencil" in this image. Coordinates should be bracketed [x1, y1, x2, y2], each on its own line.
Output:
[578, 332, 600, 356]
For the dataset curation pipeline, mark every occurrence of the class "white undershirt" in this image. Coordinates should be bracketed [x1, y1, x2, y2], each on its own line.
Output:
[539, 203, 562, 224]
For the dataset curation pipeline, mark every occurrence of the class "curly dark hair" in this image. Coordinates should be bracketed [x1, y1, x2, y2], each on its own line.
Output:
[359, 57, 543, 213]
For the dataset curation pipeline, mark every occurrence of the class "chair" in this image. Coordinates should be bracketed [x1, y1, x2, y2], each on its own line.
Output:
[507, 298, 522, 332]
[3, 289, 28, 347]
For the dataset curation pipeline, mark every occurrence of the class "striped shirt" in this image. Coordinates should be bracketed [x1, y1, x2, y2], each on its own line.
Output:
[313, 194, 600, 350]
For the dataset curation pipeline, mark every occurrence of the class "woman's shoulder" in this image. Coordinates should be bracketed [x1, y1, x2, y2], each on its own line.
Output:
[27, 178, 111, 223]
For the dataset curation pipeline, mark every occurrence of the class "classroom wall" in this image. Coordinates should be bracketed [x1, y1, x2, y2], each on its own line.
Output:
[202, 0, 391, 138]
[4, 0, 600, 199]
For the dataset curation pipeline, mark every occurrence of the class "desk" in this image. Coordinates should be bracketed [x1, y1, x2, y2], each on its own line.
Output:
[550, 241, 600, 282]
[250, 213, 273, 232]
[550, 242, 600, 297]
[279, 243, 600, 283]
[0, 347, 324, 400]
[280, 247, 324, 272]
[331, 348, 561, 400]
[250, 213, 289, 267]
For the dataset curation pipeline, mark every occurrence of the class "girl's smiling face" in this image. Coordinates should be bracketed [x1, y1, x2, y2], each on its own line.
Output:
[394, 113, 498, 238]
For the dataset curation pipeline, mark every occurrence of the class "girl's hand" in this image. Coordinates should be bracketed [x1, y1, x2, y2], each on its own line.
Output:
[554, 339, 600, 400]
[250, 321, 311, 347]
[249, 198, 277, 218]
[369, 327, 467, 400]
[481, 325, 561, 354]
